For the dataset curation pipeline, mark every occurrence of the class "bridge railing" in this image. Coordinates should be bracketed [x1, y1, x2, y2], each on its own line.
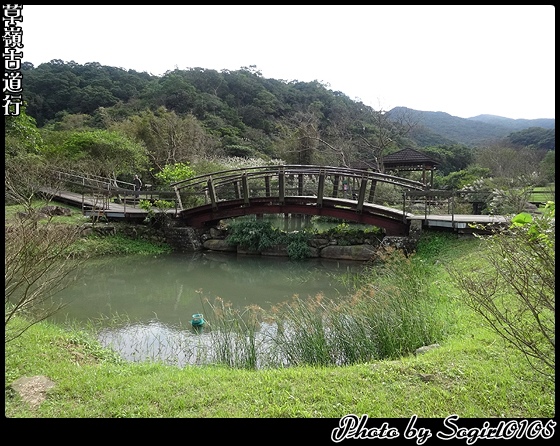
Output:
[170, 164, 426, 212]
[49, 170, 183, 211]
[51, 170, 135, 192]
[404, 189, 496, 218]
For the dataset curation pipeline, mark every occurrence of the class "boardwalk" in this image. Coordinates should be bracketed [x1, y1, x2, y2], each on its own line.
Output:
[409, 213, 509, 233]
[38, 187, 179, 221]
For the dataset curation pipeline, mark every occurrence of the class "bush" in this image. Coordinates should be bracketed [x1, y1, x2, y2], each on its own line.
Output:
[286, 231, 312, 260]
[226, 219, 280, 252]
[225, 219, 313, 260]
[448, 203, 555, 381]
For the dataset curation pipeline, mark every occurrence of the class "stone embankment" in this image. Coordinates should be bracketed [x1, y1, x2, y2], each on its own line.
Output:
[165, 225, 417, 261]
[82, 220, 417, 261]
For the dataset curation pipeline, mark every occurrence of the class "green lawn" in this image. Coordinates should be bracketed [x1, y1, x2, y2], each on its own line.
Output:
[5, 233, 554, 420]
[530, 184, 555, 203]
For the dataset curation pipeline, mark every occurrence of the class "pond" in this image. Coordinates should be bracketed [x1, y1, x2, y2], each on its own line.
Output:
[49, 251, 369, 367]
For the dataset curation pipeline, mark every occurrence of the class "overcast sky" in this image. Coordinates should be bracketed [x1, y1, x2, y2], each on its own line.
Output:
[20, 5, 555, 120]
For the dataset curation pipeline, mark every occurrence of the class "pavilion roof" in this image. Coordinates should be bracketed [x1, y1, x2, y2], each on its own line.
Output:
[382, 148, 439, 168]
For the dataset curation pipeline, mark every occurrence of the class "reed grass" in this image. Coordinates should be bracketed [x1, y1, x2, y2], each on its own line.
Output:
[196, 236, 455, 369]
[201, 297, 269, 369]
[257, 248, 450, 367]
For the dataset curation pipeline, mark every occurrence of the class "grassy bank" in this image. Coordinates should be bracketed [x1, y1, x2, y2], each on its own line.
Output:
[5, 200, 173, 257]
[4, 231, 554, 419]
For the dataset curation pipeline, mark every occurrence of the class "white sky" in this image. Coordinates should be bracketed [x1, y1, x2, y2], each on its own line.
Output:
[20, 5, 555, 120]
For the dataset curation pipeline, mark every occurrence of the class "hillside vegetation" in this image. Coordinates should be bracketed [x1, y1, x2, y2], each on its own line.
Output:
[21, 60, 554, 157]
[388, 107, 555, 148]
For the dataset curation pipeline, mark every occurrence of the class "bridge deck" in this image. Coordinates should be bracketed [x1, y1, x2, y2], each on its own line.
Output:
[40, 187, 509, 234]
[39, 187, 179, 220]
[40, 167, 511, 234]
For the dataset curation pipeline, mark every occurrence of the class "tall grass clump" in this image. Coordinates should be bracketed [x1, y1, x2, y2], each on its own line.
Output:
[202, 297, 268, 369]
[270, 294, 335, 366]
[267, 237, 456, 366]
[351, 247, 448, 359]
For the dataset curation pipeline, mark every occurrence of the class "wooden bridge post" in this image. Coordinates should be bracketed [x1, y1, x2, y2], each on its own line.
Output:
[298, 174, 304, 195]
[207, 177, 218, 210]
[356, 176, 368, 213]
[265, 176, 271, 197]
[173, 186, 184, 210]
[241, 173, 250, 205]
[451, 191, 455, 230]
[317, 171, 325, 208]
[232, 181, 241, 199]
[368, 180, 377, 202]
[278, 168, 285, 204]
[332, 175, 340, 198]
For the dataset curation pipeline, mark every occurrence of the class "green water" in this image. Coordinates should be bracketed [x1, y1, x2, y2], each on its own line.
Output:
[49, 251, 368, 367]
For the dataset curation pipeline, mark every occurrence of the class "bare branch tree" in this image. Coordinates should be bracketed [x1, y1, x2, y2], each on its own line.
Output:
[447, 209, 555, 381]
[358, 106, 420, 172]
[5, 160, 88, 343]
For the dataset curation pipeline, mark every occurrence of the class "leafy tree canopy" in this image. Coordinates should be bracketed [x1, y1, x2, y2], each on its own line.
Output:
[507, 127, 555, 150]
[14, 60, 555, 185]
[44, 129, 149, 177]
[5, 106, 43, 157]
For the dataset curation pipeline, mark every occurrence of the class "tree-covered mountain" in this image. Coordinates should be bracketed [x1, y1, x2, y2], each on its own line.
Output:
[19, 60, 554, 163]
[8, 60, 555, 198]
[387, 107, 554, 148]
[468, 114, 555, 131]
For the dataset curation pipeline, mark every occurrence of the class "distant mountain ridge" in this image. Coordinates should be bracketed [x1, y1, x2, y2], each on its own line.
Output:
[388, 107, 555, 147]
[467, 114, 555, 131]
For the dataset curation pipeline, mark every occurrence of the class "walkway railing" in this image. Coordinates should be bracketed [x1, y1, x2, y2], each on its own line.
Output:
[404, 189, 495, 217]
[52, 170, 135, 192]
[48, 170, 179, 213]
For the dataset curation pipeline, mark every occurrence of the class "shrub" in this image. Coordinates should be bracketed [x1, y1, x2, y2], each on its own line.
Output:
[448, 202, 555, 381]
[226, 219, 280, 252]
[225, 219, 313, 260]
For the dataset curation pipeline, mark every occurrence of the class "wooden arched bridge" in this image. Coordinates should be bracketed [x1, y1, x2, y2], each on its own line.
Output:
[41, 166, 510, 236]
[170, 165, 425, 236]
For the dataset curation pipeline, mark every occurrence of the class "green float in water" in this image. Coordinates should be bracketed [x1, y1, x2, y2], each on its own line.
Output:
[191, 313, 205, 328]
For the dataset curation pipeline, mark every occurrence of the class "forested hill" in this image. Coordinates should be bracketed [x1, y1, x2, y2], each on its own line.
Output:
[20, 60, 554, 156]
[468, 114, 555, 131]
[387, 107, 555, 148]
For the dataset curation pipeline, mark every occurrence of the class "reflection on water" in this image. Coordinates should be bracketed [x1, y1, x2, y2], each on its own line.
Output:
[97, 321, 211, 367]
[97, 320, 280, 368]
[51, 252, 365, 326]
[49, 251, 368, 366]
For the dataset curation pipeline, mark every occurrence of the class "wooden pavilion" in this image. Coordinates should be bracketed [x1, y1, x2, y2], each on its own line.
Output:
[381, 148, 439, 188]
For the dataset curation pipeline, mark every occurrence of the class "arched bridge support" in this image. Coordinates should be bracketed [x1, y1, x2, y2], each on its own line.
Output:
[172, 165, 422, 236]
[179, 197, 411, 236]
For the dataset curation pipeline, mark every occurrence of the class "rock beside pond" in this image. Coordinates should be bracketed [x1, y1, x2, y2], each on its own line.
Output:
[415, 343, 441, 355]
[39, 205, 72, 216]
[379, 236, 417, 255]
[202, 239, 236, 252]
[80, 223, 116, 236]
[308, 237, 330, 249]
[261, 244, 289, 257]
[320, 244, 377, 261]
